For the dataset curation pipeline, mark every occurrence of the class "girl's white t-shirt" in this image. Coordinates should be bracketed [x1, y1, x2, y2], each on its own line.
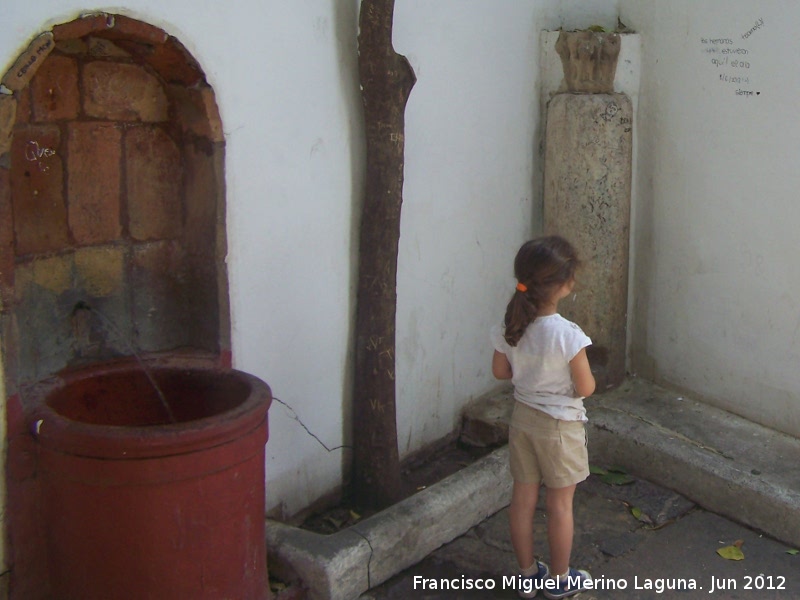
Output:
[491, 314, 592, 422]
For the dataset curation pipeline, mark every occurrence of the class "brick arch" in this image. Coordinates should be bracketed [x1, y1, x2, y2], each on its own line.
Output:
[0, 14, 228, 598]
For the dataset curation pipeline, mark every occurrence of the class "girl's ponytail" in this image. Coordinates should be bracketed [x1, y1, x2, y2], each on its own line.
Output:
[503, 285, 537, 346]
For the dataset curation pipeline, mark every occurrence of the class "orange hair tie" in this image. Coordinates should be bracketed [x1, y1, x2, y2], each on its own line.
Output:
[516, 282, 528, 293]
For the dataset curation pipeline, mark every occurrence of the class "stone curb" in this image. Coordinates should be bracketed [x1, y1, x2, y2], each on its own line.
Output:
[266, 446, 512, 600]
[588, 386, 800, 547]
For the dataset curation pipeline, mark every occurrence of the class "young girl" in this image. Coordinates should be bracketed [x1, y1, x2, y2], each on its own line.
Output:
[491, 235, 595, 599]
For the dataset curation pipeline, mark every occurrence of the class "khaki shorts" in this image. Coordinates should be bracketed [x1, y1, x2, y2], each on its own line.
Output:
[509, 401, 589, 488]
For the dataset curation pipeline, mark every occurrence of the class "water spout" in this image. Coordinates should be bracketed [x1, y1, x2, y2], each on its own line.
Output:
[71, 301, 177, 424]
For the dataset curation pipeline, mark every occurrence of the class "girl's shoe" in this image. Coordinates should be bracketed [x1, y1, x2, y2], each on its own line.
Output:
[518, 561, 549, 598]
[543, 568, 592, 599]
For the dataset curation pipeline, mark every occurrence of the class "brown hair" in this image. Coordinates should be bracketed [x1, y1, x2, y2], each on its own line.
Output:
[503, 235, 580, 346]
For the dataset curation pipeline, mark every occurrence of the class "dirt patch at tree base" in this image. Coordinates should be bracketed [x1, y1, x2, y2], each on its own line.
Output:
[300, 440, 495, 535]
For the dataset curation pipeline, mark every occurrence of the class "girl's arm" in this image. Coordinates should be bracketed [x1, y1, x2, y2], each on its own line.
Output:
[492, 350, 513, 380]
[569, 347, 596, 397]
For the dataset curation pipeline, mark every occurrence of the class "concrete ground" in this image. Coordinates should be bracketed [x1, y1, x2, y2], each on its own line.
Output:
[269, 377, 800, 600]
[362, 472, 800, 599]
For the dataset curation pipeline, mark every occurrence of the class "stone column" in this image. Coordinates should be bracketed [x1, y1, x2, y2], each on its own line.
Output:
[543, 31, 632, 390]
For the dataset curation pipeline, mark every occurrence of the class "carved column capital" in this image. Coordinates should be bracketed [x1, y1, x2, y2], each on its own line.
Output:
[555, 30, 621, 93]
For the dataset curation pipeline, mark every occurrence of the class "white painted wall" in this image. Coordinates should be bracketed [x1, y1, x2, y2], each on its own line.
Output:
[393, 1, 534, 458]
[1, 0, 626, 522]
[392, 1, 620, 460]
[620, 0, 800, 437]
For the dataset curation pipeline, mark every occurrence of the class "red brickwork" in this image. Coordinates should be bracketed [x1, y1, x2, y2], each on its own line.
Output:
[51, 13, 121, 43]
[52, 13, 168, 46]
[10, 124, 67, 255]
[30, 54, 79, 122]
[126, 126, 182, 241]
[0, 33, 54, 93]
[167, 85, 224, 143]
[14, 87, 32, 124]
[0, 168, 13, 308]
[83, 61, 168, 122]
[3, 13, 225, 364]
[54, 37, 89, 56]
[0, 95, 17, 156]
[129, 36, 205, 87]
[67, 122, 122, 244]
[87, 37, 131, 59]
[171, 85, 214, 140]
[183, 142, 219, 254]
[108, 14, 170, 44]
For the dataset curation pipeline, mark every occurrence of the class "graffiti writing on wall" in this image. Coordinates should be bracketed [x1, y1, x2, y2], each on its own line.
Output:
[25, 140, 56, 172]
[700, 17, 764, 97]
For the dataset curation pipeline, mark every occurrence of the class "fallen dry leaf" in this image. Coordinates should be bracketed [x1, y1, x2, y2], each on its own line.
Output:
[717, 544, 745, 561]
[622, 501, 653, 525]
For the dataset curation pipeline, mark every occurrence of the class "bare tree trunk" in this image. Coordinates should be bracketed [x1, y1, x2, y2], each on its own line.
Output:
[352, 0, 416, 510]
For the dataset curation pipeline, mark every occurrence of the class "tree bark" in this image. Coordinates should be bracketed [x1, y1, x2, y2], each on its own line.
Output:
[352, 0, 416, 510]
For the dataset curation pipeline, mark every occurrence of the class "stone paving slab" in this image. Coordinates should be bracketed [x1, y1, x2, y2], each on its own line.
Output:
[363, 473, 800, 599]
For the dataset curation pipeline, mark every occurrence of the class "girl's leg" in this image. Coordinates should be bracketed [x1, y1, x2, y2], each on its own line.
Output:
[545, 483, 577, 576]
[509, 480, 540, 569]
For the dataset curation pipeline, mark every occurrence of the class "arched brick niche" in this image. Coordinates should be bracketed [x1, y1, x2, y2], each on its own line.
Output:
[0, 13, 230, 390]
[0, 14, 229, 598]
